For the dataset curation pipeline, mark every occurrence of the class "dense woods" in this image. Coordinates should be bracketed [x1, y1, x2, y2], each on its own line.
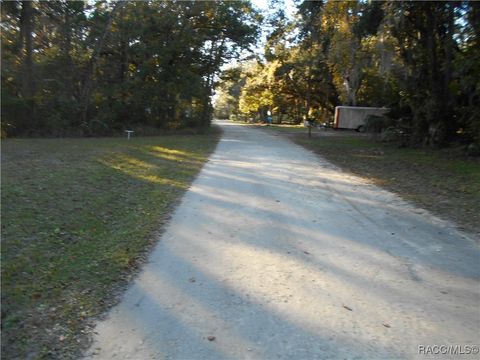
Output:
[2, 1, 479, 147]
[215, 1, 480, 147]
[1, 1, 260, 137]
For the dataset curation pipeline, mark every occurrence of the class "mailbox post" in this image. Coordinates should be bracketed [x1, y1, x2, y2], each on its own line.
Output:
[125, 130, 134, 140]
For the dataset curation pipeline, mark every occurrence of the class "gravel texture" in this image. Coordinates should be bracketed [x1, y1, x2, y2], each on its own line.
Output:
[84, 120, 479, 360]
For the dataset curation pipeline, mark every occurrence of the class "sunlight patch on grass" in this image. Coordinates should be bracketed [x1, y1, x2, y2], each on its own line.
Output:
[98, 154, 186, 188]
[148, 145, 206, 162]
[150, 146, 191, 157]
[107, 154, 158, 170]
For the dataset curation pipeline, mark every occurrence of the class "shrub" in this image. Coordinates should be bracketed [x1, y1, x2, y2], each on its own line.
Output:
[364, 115, 391, 133]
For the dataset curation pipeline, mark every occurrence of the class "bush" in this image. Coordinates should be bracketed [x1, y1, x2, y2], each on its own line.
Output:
[364, 115, 391, 133]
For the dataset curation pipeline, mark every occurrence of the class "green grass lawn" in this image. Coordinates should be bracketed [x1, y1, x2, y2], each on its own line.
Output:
[1, 129, 220, 359]
[290, 131, 480, 235]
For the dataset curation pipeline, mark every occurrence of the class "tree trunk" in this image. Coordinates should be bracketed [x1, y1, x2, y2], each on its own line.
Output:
[63, 5, 72, 68]
[79, 2, 124, 129]
[201, 36, 226, 126]
[439, 2, 456, 143]
[119, 6, 128, 83]
[20, 1, 34, 99]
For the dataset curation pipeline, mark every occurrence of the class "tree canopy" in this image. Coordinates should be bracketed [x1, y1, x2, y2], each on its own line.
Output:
[1, 1, 261, 137]
[217, 1, 480, 147]
[2, 1, 479, 146]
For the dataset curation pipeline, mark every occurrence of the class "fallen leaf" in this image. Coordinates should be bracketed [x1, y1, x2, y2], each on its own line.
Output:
[382, 323, 391, 328]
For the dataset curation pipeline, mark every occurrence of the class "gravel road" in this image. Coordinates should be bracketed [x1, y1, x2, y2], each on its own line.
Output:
[85, 120, 479, 360]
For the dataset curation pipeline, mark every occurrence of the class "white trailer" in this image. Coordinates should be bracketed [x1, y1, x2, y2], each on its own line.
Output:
[333, 106, 389, 131]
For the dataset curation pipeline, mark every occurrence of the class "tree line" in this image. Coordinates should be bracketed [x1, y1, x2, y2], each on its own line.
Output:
[215, 1, 480, 147]
[1, 1, 260, 137]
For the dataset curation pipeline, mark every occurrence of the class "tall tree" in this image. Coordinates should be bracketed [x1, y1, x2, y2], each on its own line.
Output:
[221, 0, 479, 147]
[20, 1, 34, 99]
[1, 1, 260, 136]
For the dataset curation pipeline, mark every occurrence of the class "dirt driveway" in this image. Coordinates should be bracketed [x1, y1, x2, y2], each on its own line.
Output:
[85, 120, 479, 359]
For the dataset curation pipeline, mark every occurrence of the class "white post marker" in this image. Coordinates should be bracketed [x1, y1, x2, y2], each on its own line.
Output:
[125, 130, 134, 140]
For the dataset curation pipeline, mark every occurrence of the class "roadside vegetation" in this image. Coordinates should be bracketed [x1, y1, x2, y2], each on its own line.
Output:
[261, 125, 480, 235]
[1, 2, 260, 137]
[216, 2, 480, 149]
[1, 129, 220, 359]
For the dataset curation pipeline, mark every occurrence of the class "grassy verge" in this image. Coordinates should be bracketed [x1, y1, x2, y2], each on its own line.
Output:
[1, 128, 221, 359]
[262, 125, 480, 235]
